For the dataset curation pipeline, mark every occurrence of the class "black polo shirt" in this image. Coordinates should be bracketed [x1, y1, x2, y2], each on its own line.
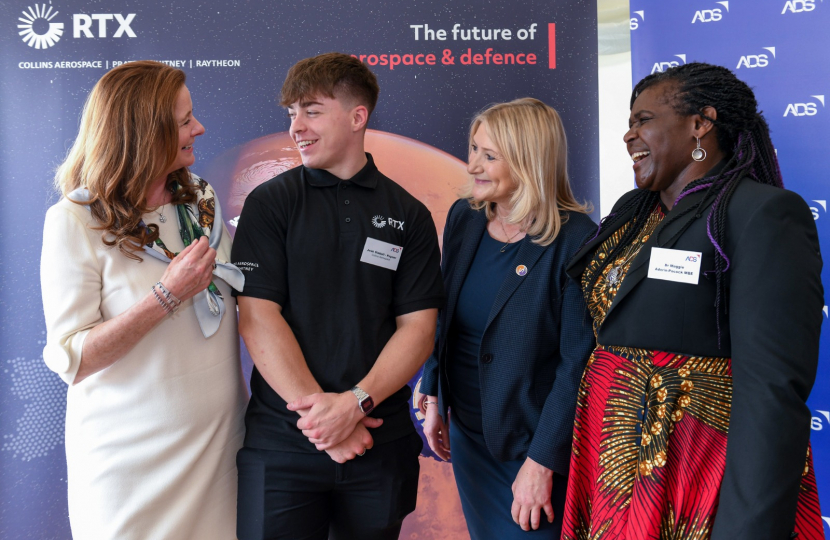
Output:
[231, 153, 445, 452]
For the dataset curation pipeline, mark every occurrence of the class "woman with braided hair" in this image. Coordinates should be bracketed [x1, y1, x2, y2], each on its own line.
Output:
[561, 62, 824, 539]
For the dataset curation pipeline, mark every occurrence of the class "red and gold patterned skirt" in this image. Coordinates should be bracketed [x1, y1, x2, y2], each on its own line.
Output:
[561, 345, 823, 540]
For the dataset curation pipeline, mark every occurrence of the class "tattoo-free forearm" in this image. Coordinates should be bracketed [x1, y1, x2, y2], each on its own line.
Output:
[237, 296, 323, 402]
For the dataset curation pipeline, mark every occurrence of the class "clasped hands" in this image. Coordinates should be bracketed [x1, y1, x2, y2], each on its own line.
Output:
[287, 392, 383, 464]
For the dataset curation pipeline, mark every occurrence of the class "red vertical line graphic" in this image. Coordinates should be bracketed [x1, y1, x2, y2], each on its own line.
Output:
[548, 23, 556, 69]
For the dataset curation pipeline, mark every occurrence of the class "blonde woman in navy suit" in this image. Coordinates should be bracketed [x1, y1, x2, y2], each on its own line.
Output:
[419, 98, 596, 539]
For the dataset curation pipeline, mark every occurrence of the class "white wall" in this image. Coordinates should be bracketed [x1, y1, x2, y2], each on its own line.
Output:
[597, 0, 634, 217]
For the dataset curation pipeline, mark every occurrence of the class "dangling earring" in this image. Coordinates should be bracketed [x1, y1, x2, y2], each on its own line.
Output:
[692, 137, 707, 162]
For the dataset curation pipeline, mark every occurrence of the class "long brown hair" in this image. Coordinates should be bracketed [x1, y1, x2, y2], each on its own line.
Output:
[56, 60, 198, 259]
[462, 98, 591, 246]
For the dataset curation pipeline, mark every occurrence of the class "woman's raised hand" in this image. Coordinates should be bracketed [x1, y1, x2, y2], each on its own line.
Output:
[159, 236, 216, 301]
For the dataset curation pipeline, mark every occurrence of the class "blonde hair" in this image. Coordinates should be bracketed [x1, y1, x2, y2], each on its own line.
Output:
[56, 60, 197, 259]
[462, 98, 591, 246]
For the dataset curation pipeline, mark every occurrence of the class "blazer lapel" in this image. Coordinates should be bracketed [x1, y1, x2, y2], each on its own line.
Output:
[444, 211, 487, 334]
[566, 205, 638, 282]
[484, 237, 548, 331]
[603, 189, 716, 320]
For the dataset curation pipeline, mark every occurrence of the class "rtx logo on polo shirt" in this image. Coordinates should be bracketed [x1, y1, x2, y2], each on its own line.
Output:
[630, 10, 644, 30]
[371, 215, 405, 230]
[784, 95, 824, 117]
[782, 0, 815, 13]
[692, 1, 729, 23]
[737, 47, 775, 69]
[650, 54, 687, 74]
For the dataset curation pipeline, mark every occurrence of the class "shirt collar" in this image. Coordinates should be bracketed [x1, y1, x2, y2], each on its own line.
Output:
[302, 153, 379, 189]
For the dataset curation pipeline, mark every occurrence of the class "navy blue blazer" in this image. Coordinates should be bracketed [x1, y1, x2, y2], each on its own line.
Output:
[420, 199, 596, 474]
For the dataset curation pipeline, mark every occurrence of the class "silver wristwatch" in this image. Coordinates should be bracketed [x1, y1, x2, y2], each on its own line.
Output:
[350, 385, 375, 415]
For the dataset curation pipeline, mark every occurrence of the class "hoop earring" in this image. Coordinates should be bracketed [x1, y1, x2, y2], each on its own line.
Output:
[692, 137, 707, 162]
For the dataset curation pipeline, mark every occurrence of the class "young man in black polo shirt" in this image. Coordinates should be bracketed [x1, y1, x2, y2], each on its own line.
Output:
[231, 53, 445, 540]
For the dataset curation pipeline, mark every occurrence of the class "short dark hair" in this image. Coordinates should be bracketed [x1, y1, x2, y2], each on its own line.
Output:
[280, 52, 380, 115]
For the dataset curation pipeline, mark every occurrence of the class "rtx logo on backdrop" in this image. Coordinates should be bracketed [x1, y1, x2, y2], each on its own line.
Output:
[630, 10, 644, 30]
[737, 47, 776, 69]
[651, 54, 687, 74]
[810, 200, 826, 221]
[782, 0, 816, 13]
[692, 1, 729, 23]
[17, 3, 136, 49]
[784, 95, 824, 117]
[18, 4, 63, 48]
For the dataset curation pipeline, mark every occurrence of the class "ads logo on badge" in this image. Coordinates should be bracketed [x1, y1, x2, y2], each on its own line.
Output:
[18, 4, 64, 49]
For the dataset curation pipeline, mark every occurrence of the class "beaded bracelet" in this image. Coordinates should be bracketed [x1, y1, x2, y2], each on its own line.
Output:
[155, 282, 182, 312]
[151, 285, 173, 314]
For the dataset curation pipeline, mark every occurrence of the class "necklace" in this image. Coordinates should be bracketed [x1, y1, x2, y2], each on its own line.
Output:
[497, 215, 523, 253]
[155, 204, 167, 223]
[606, 241, 643, 286]
[605, 207, 663, 286]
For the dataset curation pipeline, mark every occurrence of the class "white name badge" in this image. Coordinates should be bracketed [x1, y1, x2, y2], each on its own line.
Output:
[360, 237, 404, 271]
[647, 247, 702, 285]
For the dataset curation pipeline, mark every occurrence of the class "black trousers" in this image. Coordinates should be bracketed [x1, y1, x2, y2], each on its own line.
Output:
[237, 432, 423, 540]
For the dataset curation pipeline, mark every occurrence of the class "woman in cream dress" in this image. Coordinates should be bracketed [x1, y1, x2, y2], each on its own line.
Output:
[40, 60, 247, 540]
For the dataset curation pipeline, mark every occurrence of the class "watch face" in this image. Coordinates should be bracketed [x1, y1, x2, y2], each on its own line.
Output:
[361, 396, 375, 414]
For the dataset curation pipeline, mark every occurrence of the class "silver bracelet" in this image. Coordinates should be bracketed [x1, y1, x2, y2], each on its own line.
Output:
[151, 285, 173, 314]
[155, 282, 181, 312]
[424, 400, 439, 407]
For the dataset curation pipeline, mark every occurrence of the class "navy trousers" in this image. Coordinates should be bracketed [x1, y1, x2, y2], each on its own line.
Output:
[450, 420, 567, 539]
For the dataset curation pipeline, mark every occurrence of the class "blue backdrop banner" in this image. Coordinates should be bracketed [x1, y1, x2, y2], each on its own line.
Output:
[630, 0, 830, 533]
[0, 0, 598, 537]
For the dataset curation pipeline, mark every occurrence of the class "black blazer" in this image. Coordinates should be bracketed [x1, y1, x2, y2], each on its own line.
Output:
[421, 199, 596, 474]
[566, 177, 823, 539]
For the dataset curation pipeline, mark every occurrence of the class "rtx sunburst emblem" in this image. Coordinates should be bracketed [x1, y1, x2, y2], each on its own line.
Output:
[18, 4, 64, 49]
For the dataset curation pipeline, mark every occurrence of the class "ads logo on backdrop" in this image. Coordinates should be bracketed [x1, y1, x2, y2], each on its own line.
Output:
[651, 54, 686, 74]
[630, 10, 644, 30]
[692, 1, 729, 23]
[784, 95, 824, 117]
[17, 3, 136, 49]
[810, 200, 826, 221]
[782, 0, 817, 14]
[736, 47, 775, 69]
[811, 409, 830, 430]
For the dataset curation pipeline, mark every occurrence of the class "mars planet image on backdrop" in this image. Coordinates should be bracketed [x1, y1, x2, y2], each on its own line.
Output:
[206, 130, 471, 539]
[210, 129, 469, 249]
